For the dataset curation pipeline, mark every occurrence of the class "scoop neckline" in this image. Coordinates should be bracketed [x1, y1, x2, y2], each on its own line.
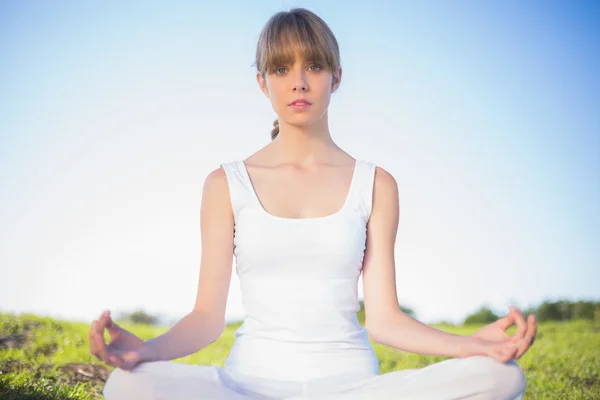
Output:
[238, 160, 360, 222]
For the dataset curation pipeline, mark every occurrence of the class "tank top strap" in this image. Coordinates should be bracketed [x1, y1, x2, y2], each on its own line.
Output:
[347, 159, 377, 222]
[220, 161, 257, 219]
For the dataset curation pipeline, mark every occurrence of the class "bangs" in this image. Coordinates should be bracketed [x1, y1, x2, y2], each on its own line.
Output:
[257, 11, 340, 75]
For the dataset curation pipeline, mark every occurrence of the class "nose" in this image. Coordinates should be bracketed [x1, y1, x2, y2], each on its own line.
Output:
[292, 71, 308, 92]
[293, 83, 307, 92]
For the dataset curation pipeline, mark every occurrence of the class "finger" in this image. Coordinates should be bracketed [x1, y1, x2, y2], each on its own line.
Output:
[504, 342, 519, 362]
[488, 340, 515, 363]
[91, 313, 107, 342]
[509, 306, 528, 341]
[493, 343, 517, 363]
[91, 325, 111, 362]
[530, 314, 537, 343]
[495, 311, 515, 331]
[516, 314, 537, 359]
[106, 313, 122, 335]
[89, 320, 100, 355]
[91, 318, 103, 337]
[525, 314, 537, 345]
[97, 311, 117, 342]
[98, 310, 110, 330]
[504, 341, 518, 359]
[515, 336, 531, 359]
[105, 311, 114, 328]
[89, 321, 106, 357]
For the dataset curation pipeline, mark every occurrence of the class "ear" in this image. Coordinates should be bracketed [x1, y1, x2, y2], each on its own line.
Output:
[256, 72, 269, 98]
[331, 67, 342, 93]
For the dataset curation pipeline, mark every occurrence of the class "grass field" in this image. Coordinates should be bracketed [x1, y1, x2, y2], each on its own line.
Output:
[1, 313, 598, 399]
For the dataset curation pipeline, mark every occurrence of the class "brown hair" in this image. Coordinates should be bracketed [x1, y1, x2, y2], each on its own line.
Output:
[254, 8, 341, 140]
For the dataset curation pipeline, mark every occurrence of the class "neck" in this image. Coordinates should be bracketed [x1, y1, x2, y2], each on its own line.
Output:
[271, 114, 336, 166]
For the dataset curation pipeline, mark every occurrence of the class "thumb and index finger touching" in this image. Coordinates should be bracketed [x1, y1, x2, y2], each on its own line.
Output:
[497, 306, 528, 341]
[103, 310, 122, 333]
[89, 311, 120, 350]
[95, 310, 122, 334]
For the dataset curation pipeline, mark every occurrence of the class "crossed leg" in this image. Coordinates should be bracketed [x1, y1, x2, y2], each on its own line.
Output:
[103, 356, 526, 400]
[288, 356, 527, 400]
[102, 361, 267, 400]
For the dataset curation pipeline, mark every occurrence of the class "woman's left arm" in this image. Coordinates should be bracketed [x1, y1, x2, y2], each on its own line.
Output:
[361, 167, 536, 361]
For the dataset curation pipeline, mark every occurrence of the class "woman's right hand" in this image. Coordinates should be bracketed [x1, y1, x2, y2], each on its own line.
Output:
[89, 310, 149, 370]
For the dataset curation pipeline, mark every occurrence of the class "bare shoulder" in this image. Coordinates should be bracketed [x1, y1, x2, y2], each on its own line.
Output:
[373, 166, 399, 208]
[203, 166, 229, 194]
[201, 166, 232, 214]
[374, 166, 397, 186]
[204, 165, 228, 187]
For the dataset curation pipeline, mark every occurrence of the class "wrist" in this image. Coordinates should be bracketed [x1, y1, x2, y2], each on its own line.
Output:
[140, 340, 160, 362]
[459, 335, 481, 358]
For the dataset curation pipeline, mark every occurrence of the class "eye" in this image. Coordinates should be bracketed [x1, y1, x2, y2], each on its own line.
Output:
[275, 67, 287, 75]
[309, 64, 323, 72]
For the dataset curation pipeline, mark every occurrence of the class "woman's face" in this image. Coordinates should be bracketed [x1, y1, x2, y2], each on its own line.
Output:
[257, 55, 341, 128]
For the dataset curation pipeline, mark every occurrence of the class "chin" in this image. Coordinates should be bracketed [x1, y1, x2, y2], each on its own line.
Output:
[288, 119, 319, 131]
[286, 113, 323, 128]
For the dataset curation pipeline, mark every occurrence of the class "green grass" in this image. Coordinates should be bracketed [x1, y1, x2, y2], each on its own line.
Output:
[1, 313, 598, 399]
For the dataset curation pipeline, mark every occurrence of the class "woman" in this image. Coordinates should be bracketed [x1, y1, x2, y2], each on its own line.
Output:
[91, 8, 537, 399]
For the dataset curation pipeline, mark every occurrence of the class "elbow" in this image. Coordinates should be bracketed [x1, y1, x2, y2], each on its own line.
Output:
[211, 324, 225, 342]
[189, 309, 226, 343]
[364, 310, 406, 345]
[206, 318, 226, 343]
[365, 320, 385, 344]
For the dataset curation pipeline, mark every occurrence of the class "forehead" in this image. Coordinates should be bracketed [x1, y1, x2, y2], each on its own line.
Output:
[268, 27, 327, 60]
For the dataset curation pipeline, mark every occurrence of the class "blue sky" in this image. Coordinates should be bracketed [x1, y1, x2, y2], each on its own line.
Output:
[0, 0, 598, 325]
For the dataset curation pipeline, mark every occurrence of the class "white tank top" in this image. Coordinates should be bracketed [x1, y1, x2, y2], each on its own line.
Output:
[220, 159, 380, 382]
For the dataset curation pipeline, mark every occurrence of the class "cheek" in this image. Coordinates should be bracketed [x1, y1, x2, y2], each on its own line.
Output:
[270, 91, 287, 114]
[314, 83, 333, 107]
[313, 76, 333, 97]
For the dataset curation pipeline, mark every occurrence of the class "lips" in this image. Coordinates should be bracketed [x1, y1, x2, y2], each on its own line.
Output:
[289, 99, 312, 106]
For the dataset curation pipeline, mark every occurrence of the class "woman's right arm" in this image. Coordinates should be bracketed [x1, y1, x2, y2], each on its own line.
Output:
[140, 166, 235, 362]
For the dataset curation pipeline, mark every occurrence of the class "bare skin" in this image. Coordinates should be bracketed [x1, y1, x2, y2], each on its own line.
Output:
[89, 54, 537, 370]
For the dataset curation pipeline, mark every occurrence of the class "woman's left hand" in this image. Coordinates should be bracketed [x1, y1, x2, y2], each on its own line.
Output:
[468, 306, 537, 361]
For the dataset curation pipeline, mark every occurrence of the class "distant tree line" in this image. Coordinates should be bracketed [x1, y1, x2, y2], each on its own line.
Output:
[117, 309, 159, 325]
[118, 299, 599, 327]
[359, 299, 599, 326]
[463, 300, 600, 324]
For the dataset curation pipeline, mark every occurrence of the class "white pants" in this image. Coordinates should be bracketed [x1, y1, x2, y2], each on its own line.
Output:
[103, 356, 526, 400]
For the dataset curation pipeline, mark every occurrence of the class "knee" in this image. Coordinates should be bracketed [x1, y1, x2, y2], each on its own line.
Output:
[463, 356, 527, 398]
[103, 366, 156, 400]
